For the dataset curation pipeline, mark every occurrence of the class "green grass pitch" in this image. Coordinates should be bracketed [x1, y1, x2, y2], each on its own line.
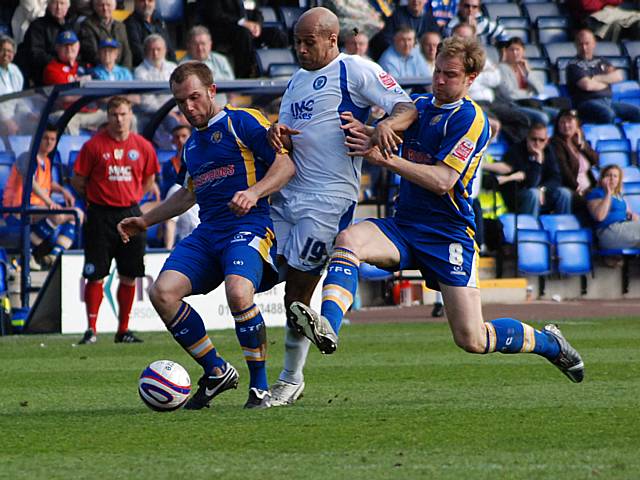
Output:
[1, 317, 639, 479]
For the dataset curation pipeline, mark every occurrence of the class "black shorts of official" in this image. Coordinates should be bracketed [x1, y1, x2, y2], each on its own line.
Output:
[82, 203, 146, 281]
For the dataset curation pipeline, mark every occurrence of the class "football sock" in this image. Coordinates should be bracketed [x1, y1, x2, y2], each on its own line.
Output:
[116, 282, 136, 334]
[484, 318, 560, 359]
[279, 322, 311, 385]
[51, 222, 76, 255]
[167, 301, 226, 374]
[232, 304, 268, 391]
[84, 280, 103, 333]
[32, 218, 55, 243]
[321, 247, 360, 333]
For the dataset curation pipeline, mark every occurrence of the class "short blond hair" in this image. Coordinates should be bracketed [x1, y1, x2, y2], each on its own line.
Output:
[437, 35, 485, 75]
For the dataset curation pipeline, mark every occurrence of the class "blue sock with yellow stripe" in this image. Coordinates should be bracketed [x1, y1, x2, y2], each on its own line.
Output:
[232, 304, 268, 390]
[167, 302, 226, 374]
[321, 248, 360, 334]
[484, 318, 560, 359]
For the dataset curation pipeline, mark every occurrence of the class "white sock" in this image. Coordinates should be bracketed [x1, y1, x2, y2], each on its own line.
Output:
[278, 324, 311, 384]
[435, 291, 443, 304]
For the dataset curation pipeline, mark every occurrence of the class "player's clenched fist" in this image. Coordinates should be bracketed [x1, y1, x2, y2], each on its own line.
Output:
[267, 123, 300, 152]
[117, 217, 148, 243]
[228, 190, 259, 216]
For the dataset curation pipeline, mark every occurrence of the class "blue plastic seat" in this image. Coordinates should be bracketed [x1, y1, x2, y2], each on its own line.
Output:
[156, 149, 177, 164]
[278, 6, 305, 31]
[486, 141, 507, 161]
[57, 134, 91, 166]
[536, 16, 569, 43]
[556, 229, 592, 276]
[260, 6, 282, 29]
[621, 123, 640, 152]
[624, 181, 640, 215]
[544, 42, 576, 65]
[622, 166, 640, 183]
[484, 3, 522, 18]
[539, 214, 581, 243]
[517, 229, 552, 275]
[255, 48, 297, 77]
[582, 124, 623, 147]
[8, 135, 33, 158]
[524, 3, 560, 23]
[499, 213, 540, 245]
[612, 80, 640, 102]
[156, 0, 183, 22]
[596, 139, 632, 168]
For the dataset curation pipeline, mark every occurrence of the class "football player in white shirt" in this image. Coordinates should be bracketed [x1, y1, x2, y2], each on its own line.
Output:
[267, 7, 417, 406]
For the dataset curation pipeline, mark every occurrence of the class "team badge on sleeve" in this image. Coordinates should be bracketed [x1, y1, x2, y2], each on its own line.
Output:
[378, 71, 398, 90]
[452, 138, 475, 162]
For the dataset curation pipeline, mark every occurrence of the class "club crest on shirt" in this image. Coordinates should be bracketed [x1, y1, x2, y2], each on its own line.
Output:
[452, 138, 475, 162]
[128, 149, 139, 161]
[313, 76, 327, 90]
[211, 131, 223, 143]
[378, 71, 398, 90]
[114, 149, 124, 160]
[430, 114, 443, 125]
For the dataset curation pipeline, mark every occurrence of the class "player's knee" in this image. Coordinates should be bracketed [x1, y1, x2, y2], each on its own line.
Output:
[224, 276, 254, 312]
[452, 332, 486, 354]
[334, 229, 360, 254]
[149, 281, 178, 312]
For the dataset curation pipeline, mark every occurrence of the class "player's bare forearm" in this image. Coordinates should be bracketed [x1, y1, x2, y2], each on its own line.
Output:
[383, 154, 459, 195]
[142, 174, 157, 194]
[379, 102, 418, 132]
[248, 153, 296, 199]
[70, 174, 87, 199]
[141, 187, 196, 227]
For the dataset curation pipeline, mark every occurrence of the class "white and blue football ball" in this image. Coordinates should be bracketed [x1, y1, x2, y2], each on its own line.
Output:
[138, 360, 191, 412]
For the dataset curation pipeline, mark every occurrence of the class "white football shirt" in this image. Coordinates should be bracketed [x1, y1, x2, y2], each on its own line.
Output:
[278, 53, 412, 201]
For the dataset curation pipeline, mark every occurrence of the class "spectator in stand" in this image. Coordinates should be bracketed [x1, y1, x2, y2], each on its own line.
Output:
[134, 34, 181, 149]
[499, 123, 572, 217]
[587, 165, 640, 250]
[323, 0, 384, 40]
[159, 124, 190, 199]
[15, 0, 76, 87]
[43, 30, 108, 135]
[379, 26, 432, 82]
[90, 37, 132, 80]
[162, 127, 199, 250]
[453, 23, 529, 144]
[550, 109, 599, 221]
[444, 0, 507, 45]
[372, 0, 438, 59]
[0, 36, 25, 137]
[124, 0, 176, 68]
[567, 0, 640, 42]
[78, 0, 132, 70]
[196, 0, 288, 78]
[2, 124, 83, 269]
[430, 0, 459, 28]
[419, 30, 440, 74]
[342, 30, 371, 59]
[181, 26, 235, 107]
[496, 37, 552, 126]
[71, 96, 160, 345]
[567, 29, 640, 124]
[11, 0, 47, 44]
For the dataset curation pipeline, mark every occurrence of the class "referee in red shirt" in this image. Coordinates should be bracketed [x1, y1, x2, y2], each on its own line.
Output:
[71, 96, 160, 344]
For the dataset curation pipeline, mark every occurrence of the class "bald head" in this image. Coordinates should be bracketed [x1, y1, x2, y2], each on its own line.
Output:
[293, 7, 340, 70]
[295, 7, 339, 37]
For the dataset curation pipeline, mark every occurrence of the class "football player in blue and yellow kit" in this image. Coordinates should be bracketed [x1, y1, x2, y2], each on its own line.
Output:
[290, 36, 585, 384]
[118, 62, 296, 409]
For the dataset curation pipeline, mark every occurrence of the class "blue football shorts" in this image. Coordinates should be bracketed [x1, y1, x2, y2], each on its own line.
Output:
[161, 222, 278, 295]
[367, 217, 479, 291]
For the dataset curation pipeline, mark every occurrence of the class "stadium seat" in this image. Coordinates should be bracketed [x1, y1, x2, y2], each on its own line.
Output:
[624, 181, 640, 215]
[623, 40, 640, 66]
[582, 124, 623, 147]
[523, 3, 561, 23]
[536, 16, 569, 43]
[156, 149, 176, 164]
[8, 135, 33, 158]
[544, 42, 576, 65]
[278, 6, 305, 31]
[57, 134, 91, 166]
[603, 56, 631, 80]
[486, 141, 507, 161]
[556, 229, 593, 276]
[0, 151, 15, 165]
[596, 139, 632, 167]
[484, 45, 499, 65]
[525, 44, 544, 61]
[255, 48, 297, 77]
[484, 3, 522, 19]
[268, 63, 298, 77]
[535, 83, 560, 101]
[517, 229, 552, 276]
[621, 123, 640, 153]
[499, 213, 540, 245]
[498, 17, 531, 42]
[622, 166, 640, 183]
[612, 80, 640, 102]
[156, 0, 184, 22]
[260, 6, 282, 29]
[146, 222, 164, 248]
[0, 163, 12, 198]
[539, 214, 581, 243]
[594, 42, 623, 57]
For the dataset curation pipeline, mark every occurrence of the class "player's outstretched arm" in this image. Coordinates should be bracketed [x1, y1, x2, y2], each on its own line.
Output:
[371, 102, 417, 156]
[117, 187, 196, 243]
[267, 123, 300, 152]
[228, 153, 296, 217]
